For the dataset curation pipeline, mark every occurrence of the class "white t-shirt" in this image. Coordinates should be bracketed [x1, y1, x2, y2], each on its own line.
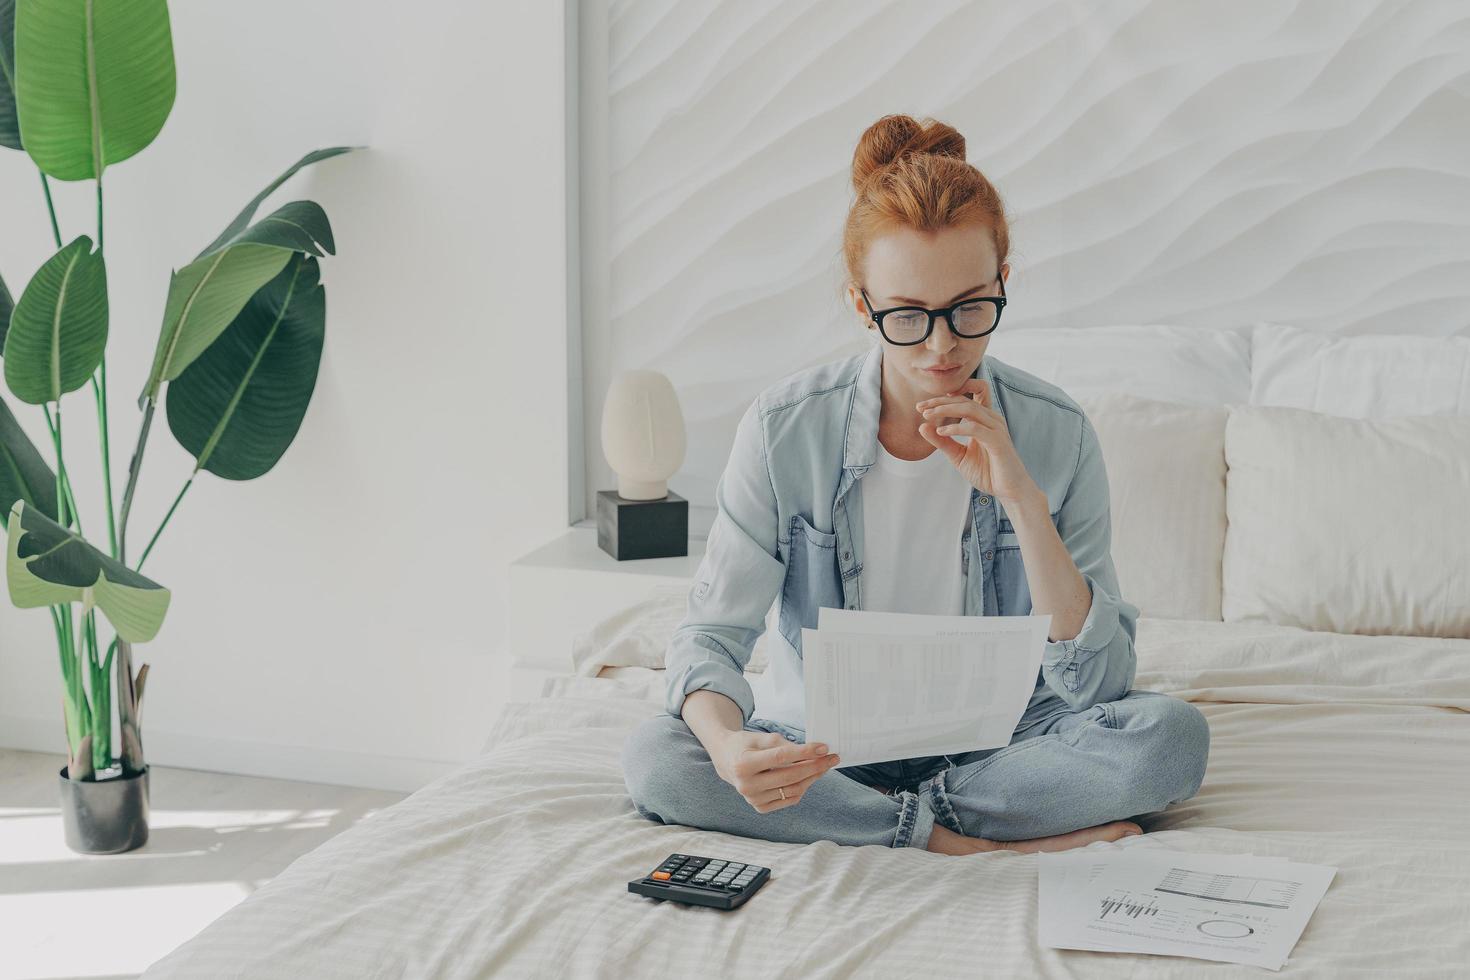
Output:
[748, 438, 974, 730]
[859, 439, 973, 614]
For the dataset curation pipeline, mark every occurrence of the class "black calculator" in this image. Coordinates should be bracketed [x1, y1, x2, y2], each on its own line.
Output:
[627, 853, 771, 909]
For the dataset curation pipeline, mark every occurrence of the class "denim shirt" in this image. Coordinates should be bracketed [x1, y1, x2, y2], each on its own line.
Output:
[664, 342, 1140, 731]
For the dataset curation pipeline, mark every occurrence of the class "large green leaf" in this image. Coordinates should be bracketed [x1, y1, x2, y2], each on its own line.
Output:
[197, 148, 353, 260]
[0, 0, 19, 150]
[3, 235, 107, 404]
[136, 244, 290, 409]
[166, 254, 325, 480]
[0, 265, 12, 347]
[210, 200, 335, 257]
[14, 0, 175, 180]
[137, 203, 334, 408]
[137, 150, 349, 409]
[7, 499, 170, 642]
[0, 393, 56, 526]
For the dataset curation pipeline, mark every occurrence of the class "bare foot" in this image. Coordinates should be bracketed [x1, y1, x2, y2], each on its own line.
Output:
[925, 820, 1143, 855]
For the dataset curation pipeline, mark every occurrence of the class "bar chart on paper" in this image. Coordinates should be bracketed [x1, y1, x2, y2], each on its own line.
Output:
[1099, 891, 1162, 921]
[1038, 847, 1338, 970]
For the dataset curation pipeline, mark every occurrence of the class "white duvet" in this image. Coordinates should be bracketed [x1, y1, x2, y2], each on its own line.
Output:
[142, 618, 1470, 978]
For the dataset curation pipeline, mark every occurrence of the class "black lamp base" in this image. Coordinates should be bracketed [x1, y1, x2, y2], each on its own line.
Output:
[596, 490, 688, 560]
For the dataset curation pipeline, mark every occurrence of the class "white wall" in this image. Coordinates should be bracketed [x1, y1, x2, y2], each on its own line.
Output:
[0, 0, 571, 790]
[576, 0, 1470, 528]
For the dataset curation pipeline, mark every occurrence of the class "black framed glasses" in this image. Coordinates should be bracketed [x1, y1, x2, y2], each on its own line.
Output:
[860, 272, 1007, 346]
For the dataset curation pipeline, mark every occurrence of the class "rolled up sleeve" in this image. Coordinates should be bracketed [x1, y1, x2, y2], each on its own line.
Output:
[1039, 412, 1140, 711]
[665, 398, 785, 727]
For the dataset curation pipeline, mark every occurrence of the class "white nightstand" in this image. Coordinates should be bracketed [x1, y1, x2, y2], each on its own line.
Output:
[502, 526, 706, 696]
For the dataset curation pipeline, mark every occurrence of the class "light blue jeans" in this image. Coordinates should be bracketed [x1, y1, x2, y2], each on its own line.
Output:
[621, 689, 1209, 850]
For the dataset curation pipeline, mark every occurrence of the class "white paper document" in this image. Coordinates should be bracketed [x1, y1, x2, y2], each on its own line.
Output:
[1038, 844, 1337, 971]
[800, 607, 1051, 767]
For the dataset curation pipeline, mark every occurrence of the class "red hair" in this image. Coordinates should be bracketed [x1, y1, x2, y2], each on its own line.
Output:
[843, 114, 1012, 288]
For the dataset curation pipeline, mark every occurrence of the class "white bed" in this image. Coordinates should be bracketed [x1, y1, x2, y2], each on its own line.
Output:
[140, 616, 1470, 978]
[142, 323, 1470, 976]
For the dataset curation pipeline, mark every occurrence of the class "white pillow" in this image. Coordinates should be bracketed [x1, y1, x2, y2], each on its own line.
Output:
[1078, 393, 1227, 621]
[986, 324, 1252, 406]
[1222, 405, 1470, 638]
[1250, 322, 1470, 417]
[570, 591, 772, 675]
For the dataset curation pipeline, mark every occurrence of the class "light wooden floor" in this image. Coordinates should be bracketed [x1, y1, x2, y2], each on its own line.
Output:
[0, 747, 407, 980]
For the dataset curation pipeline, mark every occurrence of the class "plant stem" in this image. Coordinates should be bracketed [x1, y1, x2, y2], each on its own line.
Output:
[91, 172, 118, 559]
[117, 400, 156, 565]
[136, 476, 193, 574]
[115, 401, 158, 775]
[61, 603, 84, 758]
[91, 176, 121, 772]
[42, 404, 82, 537]
[92, 364, 118, 557]
[86, 611, 110, 769]
[50, 605, 69, 685]
[38, 171, 62, 249]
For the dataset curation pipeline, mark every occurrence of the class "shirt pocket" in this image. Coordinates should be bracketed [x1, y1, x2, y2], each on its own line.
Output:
[990, 511, 1057, 614]
[778, 513, 843, 653]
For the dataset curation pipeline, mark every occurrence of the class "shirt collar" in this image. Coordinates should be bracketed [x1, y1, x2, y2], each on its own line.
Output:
[843, 343, 1000, 472]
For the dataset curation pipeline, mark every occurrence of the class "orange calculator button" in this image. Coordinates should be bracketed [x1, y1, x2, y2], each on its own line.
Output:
[652, 871, 672, 880]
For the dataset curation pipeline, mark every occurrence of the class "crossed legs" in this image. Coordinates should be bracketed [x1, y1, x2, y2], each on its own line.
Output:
[621, 689, 1209, 851]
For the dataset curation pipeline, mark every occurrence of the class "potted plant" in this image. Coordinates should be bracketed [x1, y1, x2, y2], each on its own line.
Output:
[0, 0, 353, 853]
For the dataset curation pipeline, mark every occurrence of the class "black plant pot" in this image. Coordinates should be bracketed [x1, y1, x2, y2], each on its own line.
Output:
[58, 762, 150, 854]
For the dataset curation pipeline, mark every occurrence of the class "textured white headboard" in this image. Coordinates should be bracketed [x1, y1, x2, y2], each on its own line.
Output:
[575, 0, 1470, 531]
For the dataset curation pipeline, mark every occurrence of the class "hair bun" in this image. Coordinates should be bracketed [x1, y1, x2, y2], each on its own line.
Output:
[851, 114, 967, 194]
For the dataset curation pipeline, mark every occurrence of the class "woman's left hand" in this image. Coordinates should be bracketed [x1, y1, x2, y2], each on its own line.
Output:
[917, 378, 1039, 505]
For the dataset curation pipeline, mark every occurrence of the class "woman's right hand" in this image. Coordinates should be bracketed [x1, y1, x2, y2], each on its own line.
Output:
[711, 730, 842, 813]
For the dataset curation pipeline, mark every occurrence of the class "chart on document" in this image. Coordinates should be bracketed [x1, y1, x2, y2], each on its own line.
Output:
[1038, 846, 1337, 971]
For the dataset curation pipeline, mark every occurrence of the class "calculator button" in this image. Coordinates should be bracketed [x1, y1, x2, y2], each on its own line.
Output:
[707, 861, 725, 869]
[726, 863, 745, 872]
[651, 871, 672, 880]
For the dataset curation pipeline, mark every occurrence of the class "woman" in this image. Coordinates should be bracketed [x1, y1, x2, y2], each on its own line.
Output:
[621, 114, 1210, 855]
